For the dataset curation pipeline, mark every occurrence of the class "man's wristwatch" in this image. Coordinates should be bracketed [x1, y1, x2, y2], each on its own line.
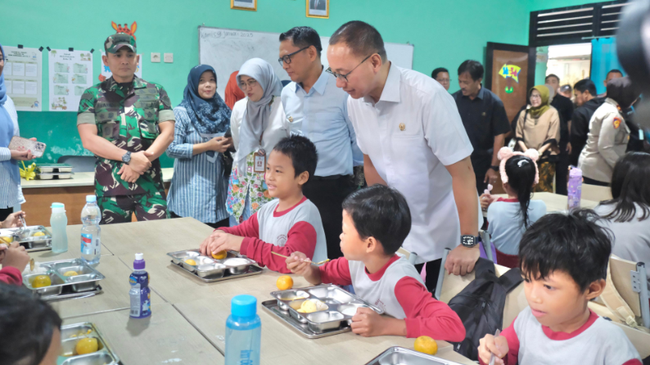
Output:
[461, 235, 479, 248]
[121, 151, 132, 165]
[490, 165, 499, 171]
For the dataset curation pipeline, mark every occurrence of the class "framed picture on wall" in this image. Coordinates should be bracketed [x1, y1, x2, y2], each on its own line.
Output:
[231, 0, 257, 11]
[306, 0, 329, 18]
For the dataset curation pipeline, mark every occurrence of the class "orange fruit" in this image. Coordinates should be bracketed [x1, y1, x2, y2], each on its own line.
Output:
[184, 259, 197, 266]
[414, 336, 437, 355]
[75, 337, 98, 355]
[276, 275, 293, 291]
[211, 251, 227, 260]
[32, 275, 51, 288]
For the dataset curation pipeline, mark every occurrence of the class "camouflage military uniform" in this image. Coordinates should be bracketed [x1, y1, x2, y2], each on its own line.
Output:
[77, 76, 175, 224]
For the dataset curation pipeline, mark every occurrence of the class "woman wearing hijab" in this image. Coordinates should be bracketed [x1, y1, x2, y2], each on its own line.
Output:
[166, 65, 232, 228]
[226, 58, 287, 224]
[224, 71, 245, 110]
[579, 76, 641, 186]
[515, 85, 561, 192]
[0, 44, 34, 222]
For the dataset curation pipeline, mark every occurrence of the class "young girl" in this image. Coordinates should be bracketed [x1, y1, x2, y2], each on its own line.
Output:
[481, 147, 547, 268]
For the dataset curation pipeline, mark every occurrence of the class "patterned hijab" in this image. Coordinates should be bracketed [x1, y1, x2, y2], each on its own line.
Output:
[179, 64, 231, 134]
[0, 43, 20, 184]
[236, 58, 283, 176]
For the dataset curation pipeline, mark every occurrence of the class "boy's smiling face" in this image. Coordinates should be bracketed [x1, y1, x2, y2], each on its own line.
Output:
[265, 150, 307, 199]
[523, 269, 605, 333]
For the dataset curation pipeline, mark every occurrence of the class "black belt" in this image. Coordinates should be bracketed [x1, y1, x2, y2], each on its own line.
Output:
[311, 174, 351, 181]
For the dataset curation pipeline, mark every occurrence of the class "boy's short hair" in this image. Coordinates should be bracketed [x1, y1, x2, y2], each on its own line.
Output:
[272, 135, 318, 182]
[342, 185, 411, 255]
[518, 209, 612, 291]
[0, 283, 62, 365]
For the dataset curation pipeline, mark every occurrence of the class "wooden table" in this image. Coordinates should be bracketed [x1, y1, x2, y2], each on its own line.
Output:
[62, 304, 224, 364]
[486, 192, 598, 214]
[20, 167, 174, 226]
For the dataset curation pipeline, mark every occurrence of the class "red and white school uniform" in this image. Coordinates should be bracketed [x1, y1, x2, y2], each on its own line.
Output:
[319, 254, 466, 341]
[220, 197, 327, 273]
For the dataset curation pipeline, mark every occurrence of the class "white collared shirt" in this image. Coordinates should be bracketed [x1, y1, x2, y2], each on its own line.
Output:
[346, 64, 474, 262]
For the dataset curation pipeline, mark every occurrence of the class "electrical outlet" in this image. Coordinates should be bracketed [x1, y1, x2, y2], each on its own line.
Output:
[151, 53, 161, 63]
[164, 53, 173, 63]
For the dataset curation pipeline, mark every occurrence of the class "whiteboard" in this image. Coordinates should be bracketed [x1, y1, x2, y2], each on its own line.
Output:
[198, 26, 414, 97]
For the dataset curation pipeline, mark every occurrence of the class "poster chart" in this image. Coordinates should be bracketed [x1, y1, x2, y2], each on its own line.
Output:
[3, 46, 42, 111]
[48, 49, 93, 111]
[99, 51, 143, 81]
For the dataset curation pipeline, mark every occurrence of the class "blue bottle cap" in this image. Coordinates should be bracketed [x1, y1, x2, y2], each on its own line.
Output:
[51, 202, 64, 208]
[86, 195, 97, 203]
[231, 295, 257, 318]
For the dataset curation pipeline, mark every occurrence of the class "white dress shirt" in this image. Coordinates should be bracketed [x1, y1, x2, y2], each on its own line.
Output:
[346, 64, 474, 262]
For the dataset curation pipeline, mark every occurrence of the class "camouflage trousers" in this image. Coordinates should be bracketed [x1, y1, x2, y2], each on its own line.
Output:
[98, 192, 169, 224]
[534, 160, 556, 193]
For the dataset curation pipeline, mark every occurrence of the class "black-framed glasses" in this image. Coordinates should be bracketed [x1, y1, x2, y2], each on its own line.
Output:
[325, 54, 373, 83]
[278, 46, 311, 66]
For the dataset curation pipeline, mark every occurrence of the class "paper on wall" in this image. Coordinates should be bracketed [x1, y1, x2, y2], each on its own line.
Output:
[48, 49, 93, 112]
[3, 46, 42, 111]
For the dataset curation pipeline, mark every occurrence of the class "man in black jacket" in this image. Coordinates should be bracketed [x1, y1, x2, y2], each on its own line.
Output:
[570, 79, 605, 167]
[546, 74, 573, 194]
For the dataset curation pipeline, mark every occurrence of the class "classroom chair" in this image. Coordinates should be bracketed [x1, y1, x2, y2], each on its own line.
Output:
[581, 183, 613, 202]
[605, 255, 650, 329]
[57, 155, 95, 173]
[397, 247, 419, 265]
[434, 248, 528, 329]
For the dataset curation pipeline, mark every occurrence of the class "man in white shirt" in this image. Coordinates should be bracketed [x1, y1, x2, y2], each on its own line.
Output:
[326, 21, 480, 288]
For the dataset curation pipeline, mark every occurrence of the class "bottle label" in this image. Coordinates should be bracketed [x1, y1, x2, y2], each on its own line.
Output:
[81, 233, 93, 255]
[129, 274, 151, 318]
[130, 282, 141, 317]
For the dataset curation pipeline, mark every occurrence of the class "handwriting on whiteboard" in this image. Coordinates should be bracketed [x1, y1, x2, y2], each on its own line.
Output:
[201, 30, 255, 39]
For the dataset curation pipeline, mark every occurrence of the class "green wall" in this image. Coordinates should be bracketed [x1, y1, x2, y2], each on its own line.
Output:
[3, 0, 591, 166]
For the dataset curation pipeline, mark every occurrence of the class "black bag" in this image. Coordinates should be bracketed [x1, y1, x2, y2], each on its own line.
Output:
[447, 258, 523, 361]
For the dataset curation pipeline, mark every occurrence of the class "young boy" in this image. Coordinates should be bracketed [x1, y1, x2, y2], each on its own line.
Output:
[0, 211, 30, 285]
[478, 210, 641, 365]
[0, 283, 62, 365]
[286, 185, 466, 341]
[200, 136, 327, 273]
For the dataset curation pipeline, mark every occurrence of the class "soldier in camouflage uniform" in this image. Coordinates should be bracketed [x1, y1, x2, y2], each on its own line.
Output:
[77, 34, 175, 224]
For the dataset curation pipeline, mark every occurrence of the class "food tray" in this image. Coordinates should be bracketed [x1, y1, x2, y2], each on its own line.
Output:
[261, 299, 352, 339]
[167, 249, 264, 282]
[37, 163, 73, 173]
[364, 346, 465, 365]
[269, 284, 384, 335]
[59, 322, 121, 364]
[37, 172, 74, 180]
[23, 258, 105, 300]
[0, 225, 52, 252]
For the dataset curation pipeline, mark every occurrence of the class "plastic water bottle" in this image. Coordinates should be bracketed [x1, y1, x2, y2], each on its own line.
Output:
[50, 203, 68, 253]
[80, 195, 101, 266]
[129, 253, 151, 318]
[225, 295, 261, 365]
[567, 167, 583, 210]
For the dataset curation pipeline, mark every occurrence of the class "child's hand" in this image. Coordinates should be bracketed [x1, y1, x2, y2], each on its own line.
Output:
[480, 193, 491, 210]
[286, 252, 311, 275]
[208, 231, 243, 254]
[351, 307, 385, 337]
[2, 243, 30, 271]
[1, 211, 26, 228]
[478, 334, 509, 365]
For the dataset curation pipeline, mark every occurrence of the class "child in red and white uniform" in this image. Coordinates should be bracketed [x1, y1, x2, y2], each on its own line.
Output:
[0, 211, 29, 285]
[478, 210, 641, 365]
[200, 136, 327, 273]
[286, 185, 465, 341]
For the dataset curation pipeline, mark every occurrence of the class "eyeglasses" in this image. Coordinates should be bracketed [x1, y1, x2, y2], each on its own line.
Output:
[239, 79, 258, 89]
[438, 78, 451, 83]
[326, 54, 373, 83]
[278, 46, 310, 66]
[530, 94, 542, 99]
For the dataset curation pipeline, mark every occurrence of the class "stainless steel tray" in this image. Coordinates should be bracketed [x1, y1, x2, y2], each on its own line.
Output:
[167, 249, 264, 282]
[0, 225, 52, 252]
[269, 284, 384, 334]
[59, 322, 122, 364]
[37, 172, 73, 180]
[261, 299, 352, 339]
[23, 258, 105, 299]
[37, 163, 73, 173]
[365, 346, 465, 365]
